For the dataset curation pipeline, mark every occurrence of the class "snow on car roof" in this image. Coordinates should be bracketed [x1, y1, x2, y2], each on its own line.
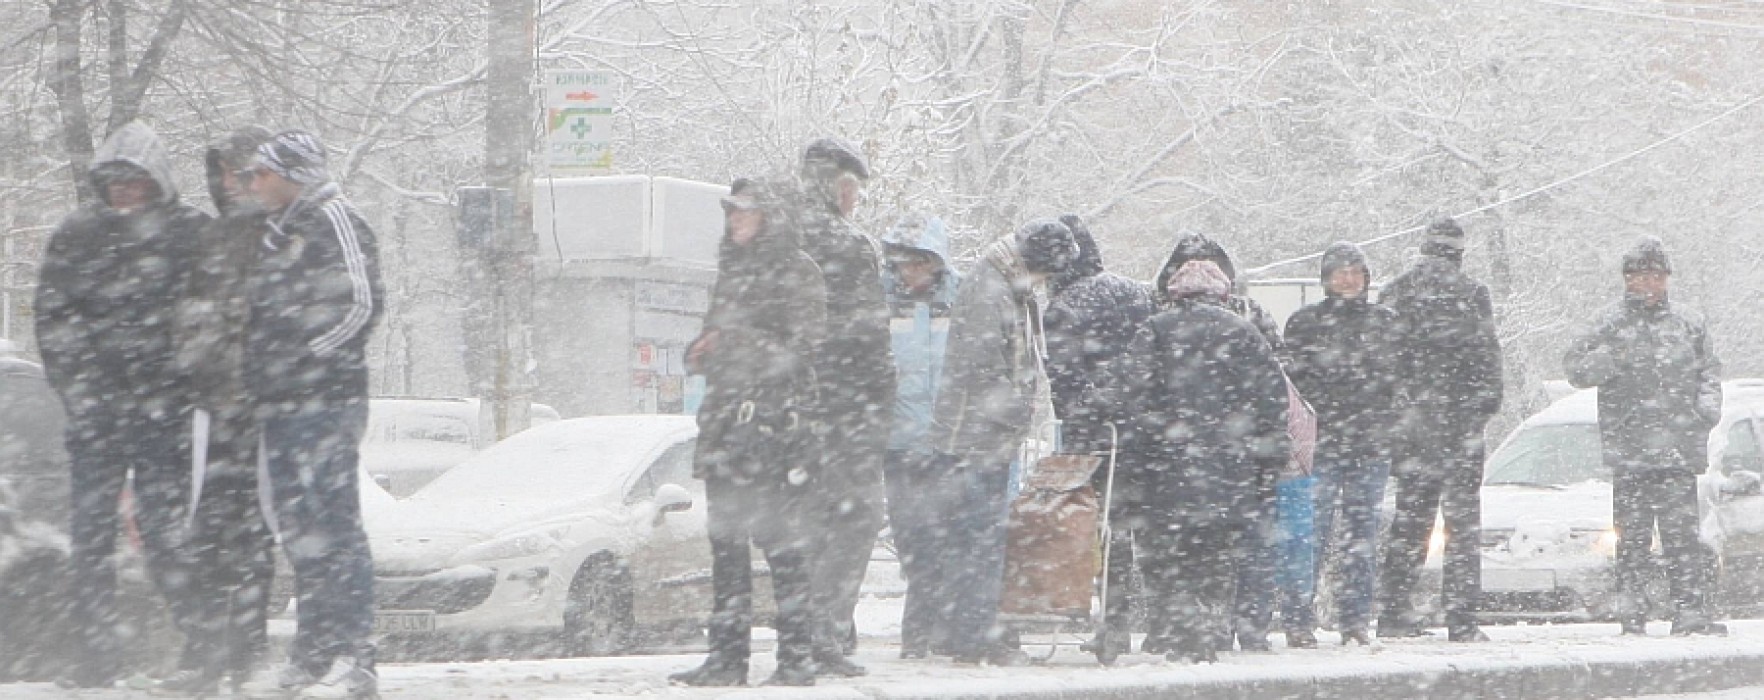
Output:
[406, 415, 697, 508]
[1522, 380, 1764, 429]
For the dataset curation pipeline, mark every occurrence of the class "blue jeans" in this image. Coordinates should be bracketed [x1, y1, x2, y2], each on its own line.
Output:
[1273, 475, 1318, 631]
[1313, 455, 1389, 631]
[261, 399, 375, 674]
[1236, 475, 1318, 638]
[936, 452, 1014, 653]
[883, 450, 952, 651]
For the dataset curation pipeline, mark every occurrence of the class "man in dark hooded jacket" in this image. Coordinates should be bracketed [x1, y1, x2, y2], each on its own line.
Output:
[156, 126, 279, 694]
[1122, 258, 1290, 663]
[928, 219, 1076, 665]
[1564, 236, 1724, 636]
[1041, 213, 1157, 656]
[1149, 231, 1283, 652]
[1283, 242, 1400, 646]
[33, 120, 208, 688]
[239, 130, 384, 699]
[797, 138, 895, 670]
[1376, 218, 1503, 642]
[671, 177, 828, 687]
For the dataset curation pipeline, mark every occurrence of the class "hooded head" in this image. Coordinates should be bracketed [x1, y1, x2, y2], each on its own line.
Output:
[1621, 235, 1671, 307]
[1154, 230, 1236, 297]
[1166, 260, 1232, 302]
[1320, 241, 1371, 298]
[1621, 235, 1671, 275]
[1420, 217, 1466, 262]
[88, 121, 179, 213]
[206, 125, 273, 214]
[882, 213, 953, 297]
[800, 137, 869, 215]
[1051, 213, 1104, 292]
[1014, 218, 1078, 276]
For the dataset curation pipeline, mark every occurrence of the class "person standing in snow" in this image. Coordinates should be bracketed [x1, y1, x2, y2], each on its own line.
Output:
[156, 126, 280, 695]
[1282, 242, 1400, 647]
[796, 138, 895, 675]
[878, 213, 960, 659]
[1121, 258, 1290, 664]
[1040, 213, 1158, 658]
[239, 130, 384, 699]
[33, 120, 208, 689]
[927, 219, 1076, 666]
[1563, 236, 1726, 636]
[1149, 231, 1285, 653]
[1376, 217, 1503, 643]
[670, 177, 826, 687]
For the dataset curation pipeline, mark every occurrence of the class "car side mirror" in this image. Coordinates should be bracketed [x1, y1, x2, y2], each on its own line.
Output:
[372, 473, 394, 494]
[1720, 470, 1762, 498]
[655, 483, 694, 517]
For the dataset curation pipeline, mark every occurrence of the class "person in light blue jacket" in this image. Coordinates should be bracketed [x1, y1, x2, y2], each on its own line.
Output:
[879, 214, 959, 659]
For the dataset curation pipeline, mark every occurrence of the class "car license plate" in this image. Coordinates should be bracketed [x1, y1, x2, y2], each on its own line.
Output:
[373, 610, 436, 634]
[1482, 569, 1555, 592]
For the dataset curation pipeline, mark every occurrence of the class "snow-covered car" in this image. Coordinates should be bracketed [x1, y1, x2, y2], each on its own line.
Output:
[368, 415, 732, 656]
[1472, 379, 1764, 622]
[361, 397, 561, 497]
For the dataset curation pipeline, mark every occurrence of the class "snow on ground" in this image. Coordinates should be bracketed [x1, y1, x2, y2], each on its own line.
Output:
[8, 612, 1764, 698]
[8, 558, 1764, 698]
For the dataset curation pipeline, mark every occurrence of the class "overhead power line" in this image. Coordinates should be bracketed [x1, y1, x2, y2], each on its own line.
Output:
[1244, 89, 1764, 276]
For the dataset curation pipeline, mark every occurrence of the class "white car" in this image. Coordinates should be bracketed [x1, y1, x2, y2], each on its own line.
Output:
[369, 415, 728, 655]
[1472, 379, 1764, 621]
[361, 397, 561, 497]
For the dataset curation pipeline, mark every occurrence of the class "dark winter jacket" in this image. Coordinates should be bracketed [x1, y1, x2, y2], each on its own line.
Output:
[1380, 246, 1504, 426]
[1043, 218, 1158, 454]
[241, 180, 383, 405]
[929, 234, 1046, 459]
[175, 127, 273, 417]
[1152, 230, 1282, 351]
[1122, 294, 1290, 527]
[1283, 243, 1401, 460]
[799, 198, 897, 407]
[691, 178, 828, 481]
[881, 215, 959, 453]
[34, 122, 209, 409]
[1564, 293, 1722, 475]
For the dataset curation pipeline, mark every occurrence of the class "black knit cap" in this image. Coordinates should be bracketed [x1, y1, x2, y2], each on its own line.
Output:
[1015, 218, 1078, 274]
[800, 137, 870, 181]
[1420, 216, 1466, 258]
[1320, 241, 1370, 284]
[1621, 235, 1672, 275]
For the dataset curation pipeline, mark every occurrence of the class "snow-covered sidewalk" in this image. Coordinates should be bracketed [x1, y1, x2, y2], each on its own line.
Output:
[9, 619, 1764, 699]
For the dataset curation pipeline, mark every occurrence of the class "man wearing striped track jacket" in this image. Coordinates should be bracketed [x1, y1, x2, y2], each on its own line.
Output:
[240, 130, 384, 700]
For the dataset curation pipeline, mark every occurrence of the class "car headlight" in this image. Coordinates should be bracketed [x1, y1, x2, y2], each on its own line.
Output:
[1571, 528, 1619, 557]
[452, 525, 570, 564]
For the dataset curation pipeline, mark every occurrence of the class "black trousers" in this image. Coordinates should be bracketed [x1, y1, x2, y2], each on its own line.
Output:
[63, 401, 196, 681]
[882, 449, 949, 651]
[704, 476, 815, 669]
[1143, 520, 1241, 656]
[1614, 469, 1711, 620]
[1379, 421, 1485, 630]
[180, 405, 274, 677]
[807, 389, 889, 656]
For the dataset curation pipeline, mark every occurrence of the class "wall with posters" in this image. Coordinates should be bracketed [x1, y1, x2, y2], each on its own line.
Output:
[531, 176, 721, 417]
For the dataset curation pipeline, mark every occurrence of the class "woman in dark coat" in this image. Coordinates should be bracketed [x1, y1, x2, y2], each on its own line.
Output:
[670, 177, 828, 688]
[1122, 259, 1289, 663]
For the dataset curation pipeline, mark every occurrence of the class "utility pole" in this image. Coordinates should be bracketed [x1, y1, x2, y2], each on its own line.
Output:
[480, 0, 537, 439]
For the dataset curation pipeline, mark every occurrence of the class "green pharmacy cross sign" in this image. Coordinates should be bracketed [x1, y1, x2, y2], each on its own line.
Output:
[545, 70, 616, 170]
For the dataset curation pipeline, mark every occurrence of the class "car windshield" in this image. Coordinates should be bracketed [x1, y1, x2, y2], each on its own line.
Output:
[1484, 423, 1607, 487]
[365, 402, 474, 446]
[411, 421, 679, 505]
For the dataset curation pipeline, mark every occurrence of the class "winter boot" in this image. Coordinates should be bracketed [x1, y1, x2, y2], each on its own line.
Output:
[298, 657, 377, 700]
[1340, 628, 1374, 646]
[760, 658, 815, 687]
[1447, 625, 1490, 643]
[813, 652, 867, 678]
[667, 656, 748, 687]
[150, 668, 222, 697]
